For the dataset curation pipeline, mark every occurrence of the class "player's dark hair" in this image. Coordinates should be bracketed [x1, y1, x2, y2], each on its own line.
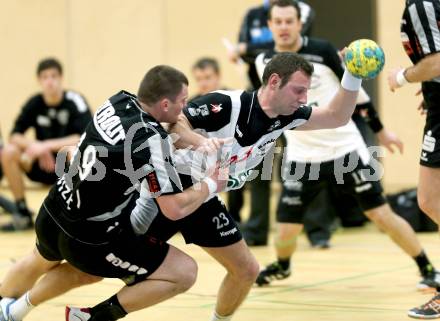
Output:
[137, 65, 188, 105]
[268, 0, 302, 20]
[262, 52, 313, 88]
[192, 57, 220, 74]
[37, 58, 63, 76]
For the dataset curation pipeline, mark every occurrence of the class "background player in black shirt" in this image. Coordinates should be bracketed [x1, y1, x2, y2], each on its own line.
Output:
[1, 58, 92, 232]
[254, 0, 440, 290]
[387, 0, 440, 318]
[0, 65, 227, 321]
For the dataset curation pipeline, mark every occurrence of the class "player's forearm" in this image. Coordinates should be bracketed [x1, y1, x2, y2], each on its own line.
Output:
[169, 114, 206, 149]
[405, 52, 440, 83]
[158, 181, 211, 220]
[44, 134, 80, 152]
[326, 88, 359, 128]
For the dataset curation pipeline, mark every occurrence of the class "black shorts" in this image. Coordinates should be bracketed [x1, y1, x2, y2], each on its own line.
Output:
[420, 109, 440, 167]
[35, 205, 169, 285]
[277, 151, 386, 224]
[26, 161, 58, 185]
[147, 196, 242, 247]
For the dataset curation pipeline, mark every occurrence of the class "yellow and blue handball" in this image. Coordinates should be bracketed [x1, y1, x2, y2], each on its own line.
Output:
[344, 39, 385, 79]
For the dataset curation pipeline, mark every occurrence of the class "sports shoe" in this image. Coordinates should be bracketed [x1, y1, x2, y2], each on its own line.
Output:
[408, 293, 440, 319]
[0, 214, 33, 232]
[418, 271, 440, 292]
[0, 298, 17, 321]
[255, 261, 291, 286]
[65, 306, 91, 321]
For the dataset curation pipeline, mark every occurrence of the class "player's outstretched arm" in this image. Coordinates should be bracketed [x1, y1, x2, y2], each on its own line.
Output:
[298, 70, 361, 130]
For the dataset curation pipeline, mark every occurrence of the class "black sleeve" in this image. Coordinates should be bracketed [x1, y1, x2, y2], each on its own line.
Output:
[355, 101, 383, 133]
[11, 97, 38, 135]
[323, 41, 345, 80]
[295, 105, 313, 121]
[183, 92, 233, 132]
[288, 105, 313, 129]
[140, 130, 183, 196]
[409, 0, 440, 56]
[69, 108, 92, 135]
[238, 10, 252, 43]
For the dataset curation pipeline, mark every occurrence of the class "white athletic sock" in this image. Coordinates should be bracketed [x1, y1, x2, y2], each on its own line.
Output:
[211, 311, 233, 321]
[0, 298, 15, 318]
[9, 291, 34, 320]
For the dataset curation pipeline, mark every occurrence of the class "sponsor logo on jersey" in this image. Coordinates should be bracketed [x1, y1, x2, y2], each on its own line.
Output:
[227, 169, 253, 190]
[220, 227, 238, 237]
[257, 138, 276, 154]
[228, 148, 253, 165]
[37, 115, 51, 127]
[94, 101, 126, 145]
[187, 104, 210, 117]
[210, 103, 223, 113]
[57, 110, 70, 125]
[48, 109, 57, 118]
[146, 171, 161, 193]
[105, 253, 148, 275]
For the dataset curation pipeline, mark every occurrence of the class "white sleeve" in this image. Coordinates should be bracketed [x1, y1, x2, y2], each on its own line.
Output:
[255, 53, 267, 82]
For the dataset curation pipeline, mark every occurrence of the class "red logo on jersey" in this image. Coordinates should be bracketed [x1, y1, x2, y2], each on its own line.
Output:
[210, 103, 223, 113]
[228, 147, 253, 164]
[146, 172, 161, 193]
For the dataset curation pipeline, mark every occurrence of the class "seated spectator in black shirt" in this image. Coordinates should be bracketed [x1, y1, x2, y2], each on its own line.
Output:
[1, 58, 92, 231]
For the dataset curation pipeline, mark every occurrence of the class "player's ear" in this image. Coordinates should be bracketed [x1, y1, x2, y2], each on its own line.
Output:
[269, 73, 281, 89]
[159, 98, 169, 112]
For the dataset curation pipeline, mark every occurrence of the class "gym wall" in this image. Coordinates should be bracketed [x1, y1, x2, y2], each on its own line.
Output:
[0, 0, 422, 190]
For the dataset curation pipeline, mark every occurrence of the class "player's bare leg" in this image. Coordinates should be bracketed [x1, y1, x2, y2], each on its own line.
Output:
[203, 240, 259, 319]
[364, 203, 422, 257]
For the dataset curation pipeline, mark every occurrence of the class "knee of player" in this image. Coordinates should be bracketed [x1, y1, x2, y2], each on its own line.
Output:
[364, 204, 391, 225]
[417, 194, 439, 217]
[2, 144, 20, 161]
[177, 256, 198, 291]
[232, 257, 260, 283]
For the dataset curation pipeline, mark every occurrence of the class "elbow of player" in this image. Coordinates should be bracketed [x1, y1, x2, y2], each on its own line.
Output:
[326, 112, 349, 129]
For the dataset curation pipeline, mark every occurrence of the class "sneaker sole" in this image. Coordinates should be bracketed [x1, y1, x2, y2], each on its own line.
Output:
[408, 310, 440, 319]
